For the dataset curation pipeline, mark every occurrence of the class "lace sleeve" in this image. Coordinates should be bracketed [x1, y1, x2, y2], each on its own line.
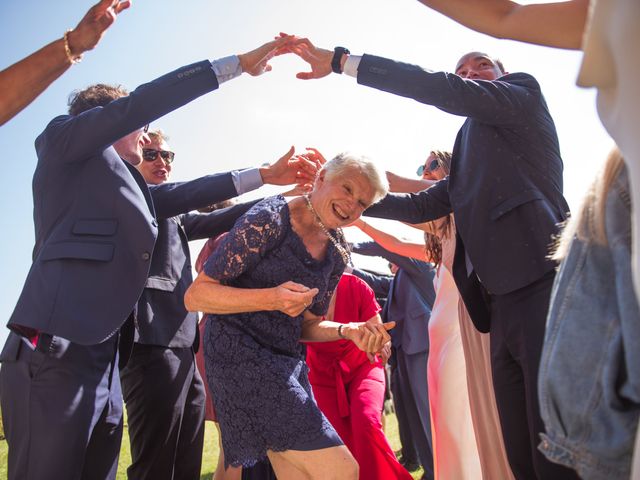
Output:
[203, 198, 285, 283]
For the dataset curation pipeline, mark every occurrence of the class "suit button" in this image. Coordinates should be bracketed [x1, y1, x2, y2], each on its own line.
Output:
[141, 252, 151, 261]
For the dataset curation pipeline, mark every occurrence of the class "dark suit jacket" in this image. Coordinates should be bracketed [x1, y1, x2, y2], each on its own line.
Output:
[360, 54, 569, 332]
[350, 268, 392, 299]
[352, 242, 435, 355]
[136, 199, 259, 349]
[7, 60, 222, 345]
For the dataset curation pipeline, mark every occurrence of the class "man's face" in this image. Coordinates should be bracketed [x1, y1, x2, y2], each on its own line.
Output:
[455, 52, 504, 81]
[113, 125, 151, 166]
[136, 137, 173, 185]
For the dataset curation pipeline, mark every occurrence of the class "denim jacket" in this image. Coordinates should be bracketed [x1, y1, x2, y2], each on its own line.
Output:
[538, 165, 640, 479]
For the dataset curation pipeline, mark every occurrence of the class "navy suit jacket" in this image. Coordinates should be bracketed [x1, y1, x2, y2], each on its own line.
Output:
[360, 54, 569, 332]
[7, 60, 223, 345]
[136, 199, 259, 349]
[352, 242, 435, 356]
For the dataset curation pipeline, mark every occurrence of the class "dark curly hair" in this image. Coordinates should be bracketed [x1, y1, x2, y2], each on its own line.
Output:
[67, 83, 129, 116]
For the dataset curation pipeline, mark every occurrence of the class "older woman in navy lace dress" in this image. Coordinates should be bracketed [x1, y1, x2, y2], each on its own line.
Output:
[185, 152, 392, 480]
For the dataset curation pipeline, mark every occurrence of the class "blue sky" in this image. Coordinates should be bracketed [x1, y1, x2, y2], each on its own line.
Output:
[0, 0, 613, 347]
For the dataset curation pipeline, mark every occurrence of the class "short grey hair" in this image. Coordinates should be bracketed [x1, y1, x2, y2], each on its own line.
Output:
[321, 152, 389, 204]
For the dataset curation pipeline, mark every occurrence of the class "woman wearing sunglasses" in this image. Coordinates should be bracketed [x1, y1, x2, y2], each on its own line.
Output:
[354, 150, 514, 480]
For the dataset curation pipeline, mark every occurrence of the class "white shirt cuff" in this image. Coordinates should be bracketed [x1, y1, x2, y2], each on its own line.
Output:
[344, 55, 362, 78]
[211, 55, 242, 84]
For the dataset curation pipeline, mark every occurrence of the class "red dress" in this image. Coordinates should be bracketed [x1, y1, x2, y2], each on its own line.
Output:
[306, 273, 412, 480]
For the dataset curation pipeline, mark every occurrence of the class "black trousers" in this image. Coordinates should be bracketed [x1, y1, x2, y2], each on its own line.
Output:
[488, 271, 579, 480]
[390, 347, 434, 479]
[0, 332, 123, 480]
[120, 343, 206, 480]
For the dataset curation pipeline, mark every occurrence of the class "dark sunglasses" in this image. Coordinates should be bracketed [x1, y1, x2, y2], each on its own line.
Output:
[416, 158, 440, 176]
[142, 148, 175, 164]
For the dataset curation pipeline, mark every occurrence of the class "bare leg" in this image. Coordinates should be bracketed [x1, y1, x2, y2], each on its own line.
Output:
[267, 445, 358, 480]
[213, 423, 242, 480]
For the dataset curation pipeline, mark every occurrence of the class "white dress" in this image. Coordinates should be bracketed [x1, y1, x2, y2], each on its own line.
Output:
[426, 226, 481, 480]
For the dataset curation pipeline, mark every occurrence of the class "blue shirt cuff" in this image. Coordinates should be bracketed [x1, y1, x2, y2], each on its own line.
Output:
[231, 168, 263, 195]
[211, 55, 242, 84]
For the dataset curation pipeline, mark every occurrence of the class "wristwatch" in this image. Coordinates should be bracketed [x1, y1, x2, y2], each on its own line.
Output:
[331, 47, 350, 74]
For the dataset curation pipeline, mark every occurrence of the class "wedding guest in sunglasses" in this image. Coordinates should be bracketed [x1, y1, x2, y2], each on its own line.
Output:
[121, 129, 317, 480]
[0, 35, 299, 480]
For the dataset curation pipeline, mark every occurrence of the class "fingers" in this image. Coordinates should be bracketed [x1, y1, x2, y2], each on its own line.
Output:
[279, 145, 296, 162]
[280, 280, 312, 293]
[383, 321, 396, 331]
[362, 322, 392, 352]
[114, 0, 131, 13]
[304, 147, 327, 166]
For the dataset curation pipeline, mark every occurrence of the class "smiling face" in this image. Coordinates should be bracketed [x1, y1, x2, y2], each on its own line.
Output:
[311, 167, 377, 229]
[420, 152, 447, 181]
[455, 52, 505, 81]
[136, 136, 173, 185]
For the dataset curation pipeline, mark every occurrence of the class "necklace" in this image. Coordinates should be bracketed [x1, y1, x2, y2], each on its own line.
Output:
[304, 194, 352, 266]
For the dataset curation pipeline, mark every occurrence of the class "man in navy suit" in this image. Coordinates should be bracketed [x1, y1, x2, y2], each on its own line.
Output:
[289, 42, 577, 479]
[122, 129, 314, 480]
[0, 37, 299, 480]
[352, 242, 436, 480]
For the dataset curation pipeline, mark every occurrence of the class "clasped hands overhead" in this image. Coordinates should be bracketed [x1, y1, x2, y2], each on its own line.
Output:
[237, 33, 338, 80]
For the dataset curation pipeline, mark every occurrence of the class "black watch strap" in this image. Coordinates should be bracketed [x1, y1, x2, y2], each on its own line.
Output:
[331, 47, 350, 74]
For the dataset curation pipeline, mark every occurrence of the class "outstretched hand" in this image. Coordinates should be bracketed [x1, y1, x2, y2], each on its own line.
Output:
[260, 146, 321, 187]
[276, 33, 334, 80]
[239, 35, 295, 76]
[69, 0, 130, 55]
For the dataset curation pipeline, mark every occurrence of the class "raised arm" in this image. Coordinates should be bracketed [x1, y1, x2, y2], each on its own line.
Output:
[351, 218, 427, 261]
[387, 171, 435, 193]
[416, 0, 588, 50]
[0, 0, 130, 126]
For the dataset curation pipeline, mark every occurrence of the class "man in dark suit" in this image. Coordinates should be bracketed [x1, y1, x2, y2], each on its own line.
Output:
[0, 37, 298, 480]
[122, 129, 313, 480]
[289, 42, 576, 479]
[352, 241, 436, 480]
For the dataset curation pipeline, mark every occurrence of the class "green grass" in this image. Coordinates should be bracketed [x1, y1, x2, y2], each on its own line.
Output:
[1, 413, 424, 480]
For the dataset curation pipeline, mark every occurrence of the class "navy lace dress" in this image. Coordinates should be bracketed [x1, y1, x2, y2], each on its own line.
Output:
[202, 195, 346, 467]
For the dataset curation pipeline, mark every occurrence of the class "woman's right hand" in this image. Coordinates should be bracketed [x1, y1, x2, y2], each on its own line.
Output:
[273, 281, 319, 317]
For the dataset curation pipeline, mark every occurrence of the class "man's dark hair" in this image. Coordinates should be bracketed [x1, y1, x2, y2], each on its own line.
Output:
[67, 83, 129, 116]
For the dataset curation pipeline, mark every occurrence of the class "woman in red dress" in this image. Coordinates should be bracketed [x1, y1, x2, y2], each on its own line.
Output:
[306, 273, 413, 480]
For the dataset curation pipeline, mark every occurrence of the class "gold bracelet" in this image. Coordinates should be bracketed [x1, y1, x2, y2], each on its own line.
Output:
[63, 30, 83, 64]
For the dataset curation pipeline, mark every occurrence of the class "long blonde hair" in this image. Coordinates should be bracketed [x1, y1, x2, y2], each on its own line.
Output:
[553, 147, 625, 260]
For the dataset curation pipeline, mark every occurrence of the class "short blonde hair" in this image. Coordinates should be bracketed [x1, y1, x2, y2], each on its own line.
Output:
[321, 152, 389, 204]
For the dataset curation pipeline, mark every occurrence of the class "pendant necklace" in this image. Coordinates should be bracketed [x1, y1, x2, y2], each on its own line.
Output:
[304, 195, 352, 266]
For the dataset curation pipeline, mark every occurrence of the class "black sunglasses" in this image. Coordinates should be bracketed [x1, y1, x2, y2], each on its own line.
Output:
[142, 148, 175, 164]
[416, 158, 440, 176]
